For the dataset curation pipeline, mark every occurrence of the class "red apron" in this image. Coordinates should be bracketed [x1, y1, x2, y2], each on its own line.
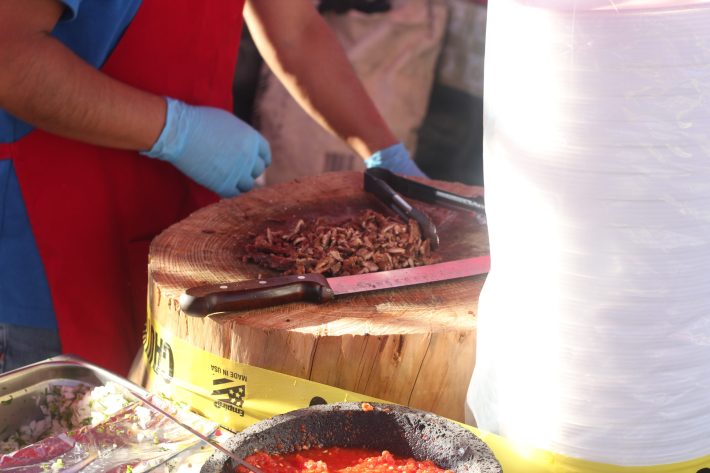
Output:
[7, 0, 245, 375]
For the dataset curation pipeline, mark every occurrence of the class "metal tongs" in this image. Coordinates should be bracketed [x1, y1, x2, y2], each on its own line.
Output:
[125, 388, 264, 473]
[364, 168, 487, 250]
[365, 168, 485, 214]
[364, 169, 440, 249]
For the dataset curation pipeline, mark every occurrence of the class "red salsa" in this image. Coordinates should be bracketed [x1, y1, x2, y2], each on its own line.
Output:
[237, 447, 453, 473]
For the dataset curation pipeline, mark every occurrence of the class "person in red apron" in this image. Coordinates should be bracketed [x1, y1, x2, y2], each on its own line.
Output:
[0, 0, 423, 376]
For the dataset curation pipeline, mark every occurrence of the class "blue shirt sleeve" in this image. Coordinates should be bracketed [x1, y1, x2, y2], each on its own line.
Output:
[1, 0, 142, 144]
[59, 0, 82, 21]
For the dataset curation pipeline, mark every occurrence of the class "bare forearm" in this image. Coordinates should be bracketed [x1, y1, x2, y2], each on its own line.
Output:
[245, 0, 398, 158]
[0, 32, 164, 150]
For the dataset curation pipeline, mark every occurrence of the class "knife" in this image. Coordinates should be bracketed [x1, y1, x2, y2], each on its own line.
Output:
[364, 168, 485, 214]
[179, 255, 490, 316]
[364, 170, 440, 250]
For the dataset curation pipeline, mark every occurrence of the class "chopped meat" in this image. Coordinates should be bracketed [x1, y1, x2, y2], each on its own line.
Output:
[242, 209, 434, 276]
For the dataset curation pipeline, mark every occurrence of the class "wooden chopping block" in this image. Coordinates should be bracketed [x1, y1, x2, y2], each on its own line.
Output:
[136, 171, 488, 422]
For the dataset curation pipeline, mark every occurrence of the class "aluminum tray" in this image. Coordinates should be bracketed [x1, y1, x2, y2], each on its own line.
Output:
[0, 355, 221, 473]
[0, 354, 150, 439]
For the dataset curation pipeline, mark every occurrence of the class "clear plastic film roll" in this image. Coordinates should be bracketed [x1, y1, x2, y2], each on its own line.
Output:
[466, 0, 710, 466]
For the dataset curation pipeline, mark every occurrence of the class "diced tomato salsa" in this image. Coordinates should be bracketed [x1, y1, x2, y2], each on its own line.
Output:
[237, 447, 453, 473]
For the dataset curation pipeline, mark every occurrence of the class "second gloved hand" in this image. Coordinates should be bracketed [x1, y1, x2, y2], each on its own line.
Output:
[364, 143, 427, 178]
[141, 97, 271, 198]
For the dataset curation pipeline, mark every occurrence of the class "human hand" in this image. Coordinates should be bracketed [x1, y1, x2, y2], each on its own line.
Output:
[364, 143, 427, 178]
[141, 98, 271, 197]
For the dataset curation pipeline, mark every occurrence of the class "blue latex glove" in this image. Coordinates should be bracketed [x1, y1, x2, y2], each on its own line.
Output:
[141, 97, 271, 197]
[364, 142, 427, 178]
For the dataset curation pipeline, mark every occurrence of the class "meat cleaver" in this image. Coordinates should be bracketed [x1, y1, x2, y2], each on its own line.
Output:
[179, 255, 490, 316]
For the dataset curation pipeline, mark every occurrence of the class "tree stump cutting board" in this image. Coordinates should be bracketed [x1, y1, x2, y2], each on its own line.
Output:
[139, 171, 488, 422]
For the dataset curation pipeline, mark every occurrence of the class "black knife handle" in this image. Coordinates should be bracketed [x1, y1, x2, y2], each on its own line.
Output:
[179, 274, 335, 316]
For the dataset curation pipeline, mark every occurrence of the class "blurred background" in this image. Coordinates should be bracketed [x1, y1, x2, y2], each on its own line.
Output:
[232, 0, 487, 187]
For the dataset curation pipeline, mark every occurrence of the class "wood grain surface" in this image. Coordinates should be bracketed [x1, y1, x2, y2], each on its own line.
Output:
[141, 171, 488, 421]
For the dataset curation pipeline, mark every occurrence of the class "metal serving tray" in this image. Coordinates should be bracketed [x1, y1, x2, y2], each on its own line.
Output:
[0, 355, 149, 440]
[0, 355, 222, 473]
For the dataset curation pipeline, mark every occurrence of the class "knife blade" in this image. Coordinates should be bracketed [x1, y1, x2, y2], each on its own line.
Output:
[179, 255, 490, 316]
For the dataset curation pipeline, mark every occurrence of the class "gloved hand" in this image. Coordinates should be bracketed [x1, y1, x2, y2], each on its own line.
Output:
[364, 142, 427, 178]
[141, 97, 271, 197]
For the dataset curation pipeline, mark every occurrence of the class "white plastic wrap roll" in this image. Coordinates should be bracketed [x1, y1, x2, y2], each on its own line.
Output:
[466, 0, 710, 466]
